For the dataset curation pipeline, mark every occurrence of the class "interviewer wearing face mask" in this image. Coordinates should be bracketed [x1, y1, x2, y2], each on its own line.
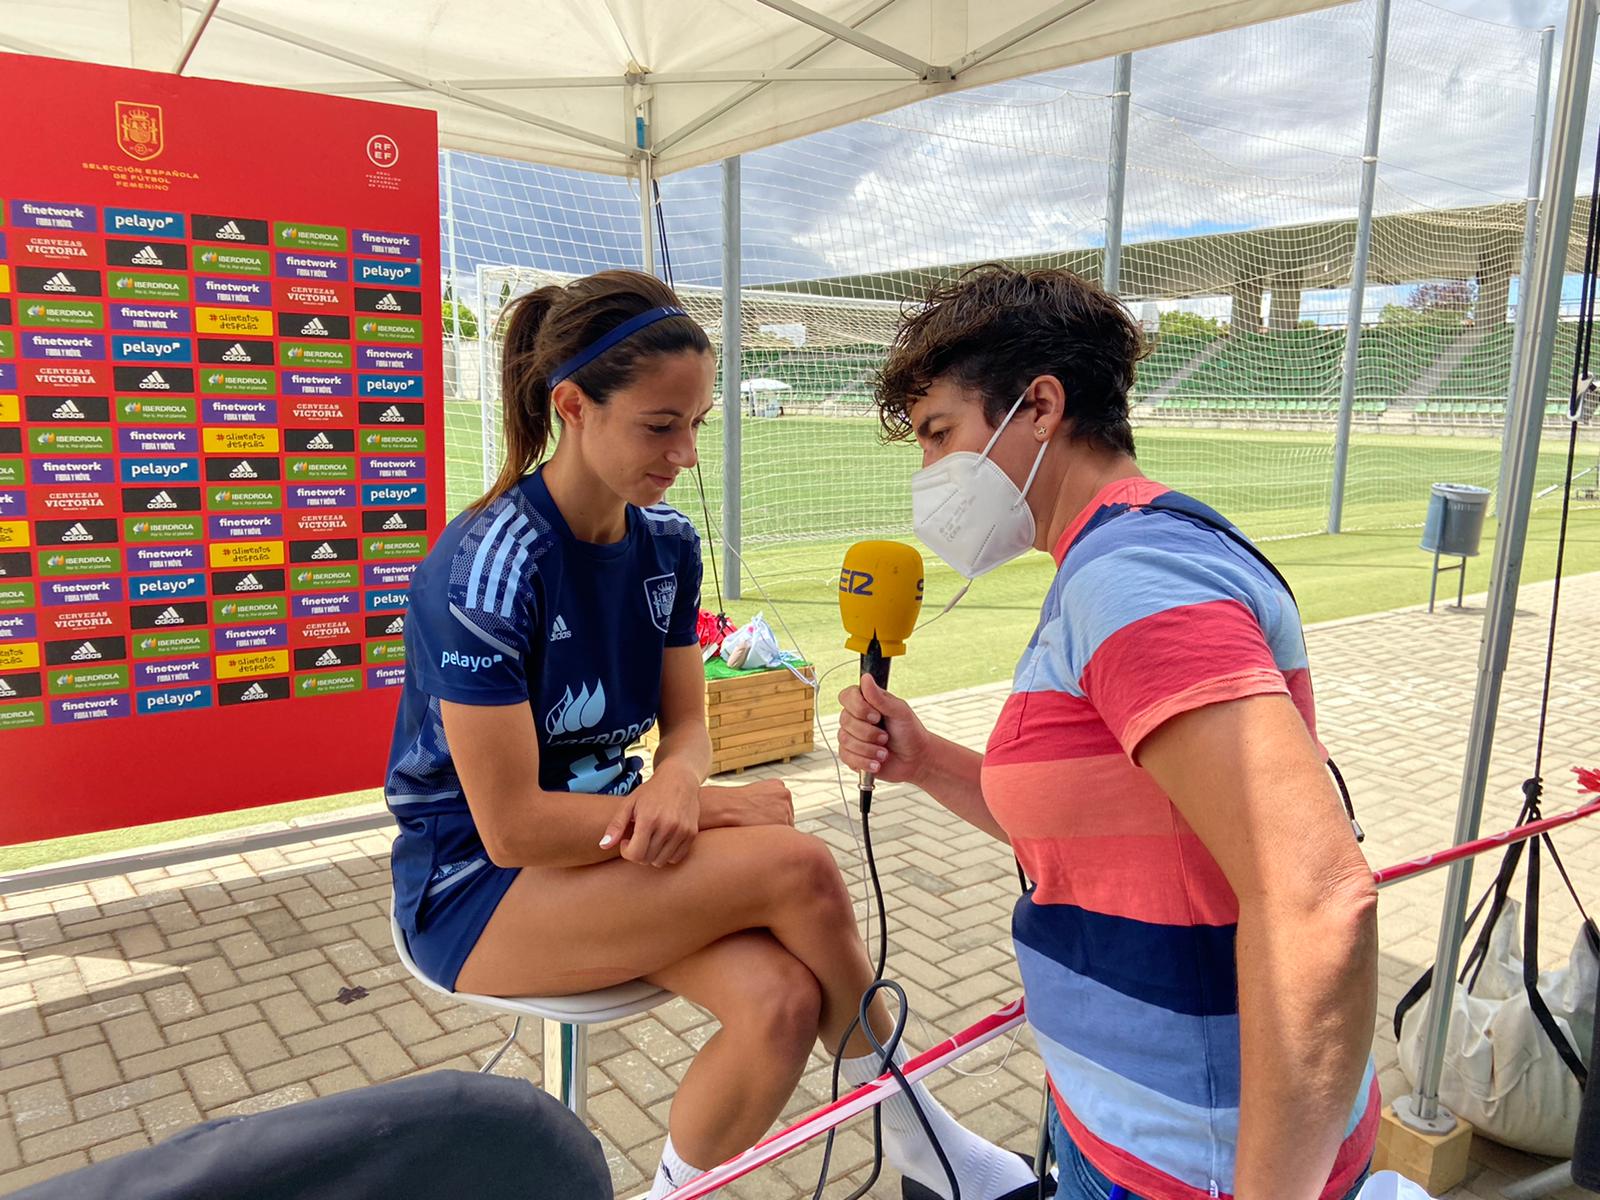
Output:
[837, 265, 1381, 1200]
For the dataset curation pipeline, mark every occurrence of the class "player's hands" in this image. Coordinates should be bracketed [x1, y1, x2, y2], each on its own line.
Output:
[838, 674, 931, 785]
[698, 779, 795, 829]
[601, 763, 700, 867]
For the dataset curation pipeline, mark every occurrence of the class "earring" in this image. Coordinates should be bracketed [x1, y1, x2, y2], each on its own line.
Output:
[1035, 427, 1047, 439]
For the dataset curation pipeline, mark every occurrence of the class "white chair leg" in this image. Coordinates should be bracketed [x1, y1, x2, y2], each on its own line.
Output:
[480, 1014, 522, 1075]
[542, 1019, 591, 1121]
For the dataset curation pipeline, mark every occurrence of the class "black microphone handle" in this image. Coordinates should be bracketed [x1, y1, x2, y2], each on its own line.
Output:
[1572, 958, 1600, 1189]
[858, 637, 892, 795]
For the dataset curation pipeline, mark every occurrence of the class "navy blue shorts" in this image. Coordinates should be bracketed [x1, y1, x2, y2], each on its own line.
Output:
[403, 860, 522, 991]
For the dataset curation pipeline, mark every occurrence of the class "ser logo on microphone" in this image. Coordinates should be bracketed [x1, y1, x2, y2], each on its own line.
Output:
[839, 569, 874, 596]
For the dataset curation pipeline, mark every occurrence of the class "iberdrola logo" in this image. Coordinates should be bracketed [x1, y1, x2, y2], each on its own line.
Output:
[220, 602, 237, 617]
[291, 462, 308, 474]
[295, 571, 314, 584]
[286, 346, 304, 359]
[115, 276, 133, 289]
[213, 490, 231, 504]
[200, 250, 219, 266]
[124, 401, 142, 416]
[38, 431, 57, 446]
[361, 321, 378, 334]
[207, 373, 226, 387]
[139, 636, 158, 651]
[56, 673, 75, 687]
[131, 522, 150, 536]
[25, 304, 46, 318]
[364, 433, 380, 447]
[45, 554, 66, 568]
[282, 227, 297, 240]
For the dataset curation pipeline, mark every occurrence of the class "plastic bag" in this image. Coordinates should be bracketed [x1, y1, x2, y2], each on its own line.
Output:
[1354, 1171, 1437, 1199]
[1397, 896, 1597, 1156]
[720, 612, 782, 671]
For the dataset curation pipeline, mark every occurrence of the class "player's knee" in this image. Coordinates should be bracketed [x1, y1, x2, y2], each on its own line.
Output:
[732, 953, 823, 1057]
[780, 833, 853, 925]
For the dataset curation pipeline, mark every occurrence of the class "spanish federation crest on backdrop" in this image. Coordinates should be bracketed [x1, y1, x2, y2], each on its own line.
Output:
[115, 101, 164, 161]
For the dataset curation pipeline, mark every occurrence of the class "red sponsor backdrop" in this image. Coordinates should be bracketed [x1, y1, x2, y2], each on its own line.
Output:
[0, 54, 443, 843]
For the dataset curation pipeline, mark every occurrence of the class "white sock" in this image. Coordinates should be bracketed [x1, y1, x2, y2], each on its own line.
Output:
[841, 1045, 1034, 1200]
[646, 1134, 708, 1200]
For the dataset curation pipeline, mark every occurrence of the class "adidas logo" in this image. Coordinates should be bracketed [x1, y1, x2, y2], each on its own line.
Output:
[382, 513, 407, 530]
[141, 371, 171, 390]
[131, 245, 163, 266]
[239, 682, 270, 701]
[148, 491, 178, 510]
[310, 543, 337, 560]
[236, 573, 264, 592]
[222, 343, 252, 363]
[53, 398, 85, 420]
[60, 523, 93, 542]
[300, 317, 327, 335]
[384, 616, 405, 635]
[550, 614, 573, 641]
[229, 461, 258, 479]
[379, 405, 404, 423]
[70, 642, 102, 661]
[154, 606, 184, 626]
[306, 432, 334, 450]
[0, 680, 16, 698]
[215, 220, 246, 241]
[43, 272, 76, 293]
[375, 293, 402, 312]
[314, 649, 342, 667]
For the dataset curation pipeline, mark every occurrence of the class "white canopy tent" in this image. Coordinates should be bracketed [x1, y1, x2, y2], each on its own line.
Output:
[4, 0, 1598, 1179]
[5, 0, 1347, 177]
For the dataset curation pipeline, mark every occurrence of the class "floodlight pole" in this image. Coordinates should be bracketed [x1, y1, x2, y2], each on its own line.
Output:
[477, 263, 495, 493]
[634, 80, 657, 276]
[1103, 53, 1133, 295]
[1328, 0, 1391, 534]
[1498, 25, 1557, 518]
[1396, 0, 1597, 1134]
[722, 156, 744, 602]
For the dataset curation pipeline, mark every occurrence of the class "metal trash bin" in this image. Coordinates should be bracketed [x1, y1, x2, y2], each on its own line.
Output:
[1421, 482, 1490, 557]
[1422, 483, 1490, 612]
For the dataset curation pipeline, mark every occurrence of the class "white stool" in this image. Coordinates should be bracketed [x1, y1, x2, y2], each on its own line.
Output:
[390, 911, 670, 1120]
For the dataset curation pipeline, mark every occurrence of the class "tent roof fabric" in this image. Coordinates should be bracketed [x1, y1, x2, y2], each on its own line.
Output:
[5, 0, 1350, 177]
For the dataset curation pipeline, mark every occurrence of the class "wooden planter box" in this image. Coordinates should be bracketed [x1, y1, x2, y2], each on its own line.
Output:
[706, 663, 817, 775]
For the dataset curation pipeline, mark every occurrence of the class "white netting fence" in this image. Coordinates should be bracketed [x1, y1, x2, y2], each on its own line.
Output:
[438, 0, 1600, 556]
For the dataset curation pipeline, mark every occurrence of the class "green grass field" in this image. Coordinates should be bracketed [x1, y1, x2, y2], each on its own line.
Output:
[5, 407, 1596, 872]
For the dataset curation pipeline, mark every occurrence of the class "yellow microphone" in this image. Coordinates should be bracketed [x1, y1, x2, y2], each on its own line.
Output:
[839, 541, 924, 797]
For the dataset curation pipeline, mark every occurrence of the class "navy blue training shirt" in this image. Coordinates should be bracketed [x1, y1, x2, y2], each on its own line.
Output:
[384, 467, 702, 933]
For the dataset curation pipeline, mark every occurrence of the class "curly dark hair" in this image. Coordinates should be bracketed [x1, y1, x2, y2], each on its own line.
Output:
[875, 264, 1148, 456]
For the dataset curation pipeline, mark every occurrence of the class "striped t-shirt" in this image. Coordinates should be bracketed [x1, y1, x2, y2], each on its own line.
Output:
[981, 477, 1378, 1200]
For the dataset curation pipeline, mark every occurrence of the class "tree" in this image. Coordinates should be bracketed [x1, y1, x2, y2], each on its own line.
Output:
[1157, 310, 1224, 340]
[439, 279, 480, 339]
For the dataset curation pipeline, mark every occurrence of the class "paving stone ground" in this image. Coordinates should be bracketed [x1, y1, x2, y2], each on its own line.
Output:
[3, 576, 1598, 1199]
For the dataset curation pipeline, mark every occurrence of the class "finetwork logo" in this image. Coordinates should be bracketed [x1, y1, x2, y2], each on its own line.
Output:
[70, 642, 102, 661]
[229, 461, 258, 479]
[154, 606, 183, 626]
[222, 343, 251, 362]
[60, 523, 93, 542]
[43, 272, 76, 293]
[236, 573, 264, 592]
[379, 405, 404, 423]
[550, 614, 573, 642]
[148, 491, 178, 510]
[131, 245, 163, 266]
[215, 221, 246, 241]
[141, 371, 171, 390]
[53, 399, 85, 420]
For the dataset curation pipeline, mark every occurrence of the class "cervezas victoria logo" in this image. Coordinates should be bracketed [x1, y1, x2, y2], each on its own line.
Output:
[115, 100, 164, 161]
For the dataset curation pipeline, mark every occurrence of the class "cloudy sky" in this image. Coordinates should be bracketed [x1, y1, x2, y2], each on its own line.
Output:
[441, 0, 1596, 319]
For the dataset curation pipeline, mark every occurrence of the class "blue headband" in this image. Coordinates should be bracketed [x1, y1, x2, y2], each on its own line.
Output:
[546, 305, 689, 388]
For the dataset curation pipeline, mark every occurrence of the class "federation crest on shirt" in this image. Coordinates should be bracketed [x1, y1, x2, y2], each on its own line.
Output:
[644, 573, 677, 633]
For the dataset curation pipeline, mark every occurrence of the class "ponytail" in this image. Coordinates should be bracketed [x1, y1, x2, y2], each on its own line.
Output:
[480, 285, 562, 509]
